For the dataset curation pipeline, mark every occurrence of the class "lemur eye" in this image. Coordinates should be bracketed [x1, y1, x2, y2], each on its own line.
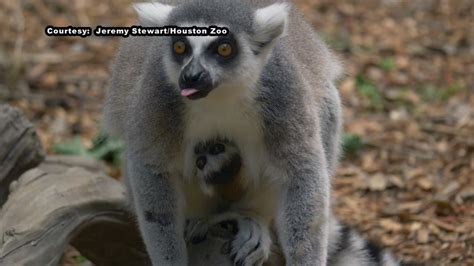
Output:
[209, 143, 225, 155]
[173, 41, 186, 54]
[217, 43, 232, 57]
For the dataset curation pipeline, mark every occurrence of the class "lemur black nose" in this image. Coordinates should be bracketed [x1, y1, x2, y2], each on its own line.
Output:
[183, 71, 204, 84]
[179, 60, 212, 91]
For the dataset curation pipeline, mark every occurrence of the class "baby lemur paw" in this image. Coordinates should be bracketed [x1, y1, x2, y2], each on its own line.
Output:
[184, 218, 209, 244]
[194, 139, 241, 185]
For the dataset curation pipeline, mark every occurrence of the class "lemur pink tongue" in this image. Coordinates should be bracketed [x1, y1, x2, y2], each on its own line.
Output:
[181, 88, 199, 97]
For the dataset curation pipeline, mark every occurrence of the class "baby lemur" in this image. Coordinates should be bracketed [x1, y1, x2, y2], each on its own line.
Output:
[188, 139, 399, 266]
[103, 0, 397, 265]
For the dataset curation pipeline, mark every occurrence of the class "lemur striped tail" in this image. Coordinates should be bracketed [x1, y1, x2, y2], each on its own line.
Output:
[328, 220, 400, 266]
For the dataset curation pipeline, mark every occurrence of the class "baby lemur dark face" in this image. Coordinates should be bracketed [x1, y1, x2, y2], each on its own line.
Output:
[194, 139, 241, 185]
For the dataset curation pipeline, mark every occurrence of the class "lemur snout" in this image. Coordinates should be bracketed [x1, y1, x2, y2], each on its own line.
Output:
[179, 60, 213, 100]
[196, 156, 207, 170]
[182, 70, 205, 84]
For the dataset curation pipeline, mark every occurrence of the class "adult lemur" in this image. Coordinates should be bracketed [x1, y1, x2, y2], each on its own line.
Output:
[103, 0, 398, 265]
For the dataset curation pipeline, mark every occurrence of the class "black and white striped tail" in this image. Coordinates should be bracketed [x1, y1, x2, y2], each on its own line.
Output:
[327, 220, 400, 266]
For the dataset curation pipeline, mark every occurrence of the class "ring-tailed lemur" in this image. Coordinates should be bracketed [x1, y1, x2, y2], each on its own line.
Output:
[104, 0, 358, 265]
[187, 139, 399, 266]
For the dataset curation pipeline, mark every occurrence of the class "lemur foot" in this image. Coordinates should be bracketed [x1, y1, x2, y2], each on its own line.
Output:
[185, 213, 271, 266]
[230, 217, 271, 266]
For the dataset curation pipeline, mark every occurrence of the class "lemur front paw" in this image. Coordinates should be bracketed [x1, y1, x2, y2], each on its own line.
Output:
[185, 214, 271, 266]
[194, 139, 241, 185]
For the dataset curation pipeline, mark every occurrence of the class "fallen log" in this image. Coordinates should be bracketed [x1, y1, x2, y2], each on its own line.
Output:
[0, 161, 149, 266]
[0, 156, 262, 265]
[0, 105, 45, 205]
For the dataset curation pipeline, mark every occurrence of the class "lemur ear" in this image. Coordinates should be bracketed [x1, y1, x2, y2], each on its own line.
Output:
[133, 2, 174, 26]
[252, 3, 289, 52]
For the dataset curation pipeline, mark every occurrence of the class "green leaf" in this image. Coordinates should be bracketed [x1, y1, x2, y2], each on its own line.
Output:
[342, 133, 364, 157]
[72, 255, 89, 264]
[54, 134, 123, 166]
[88, 134, 124, 166]
[356, 74, 384, 111]
[379, 57, 396, 71]
[53, 136, 89, 157]
[417, 82, 464, 102]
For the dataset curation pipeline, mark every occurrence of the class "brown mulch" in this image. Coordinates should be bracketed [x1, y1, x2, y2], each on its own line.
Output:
[1, 0, 472, 265]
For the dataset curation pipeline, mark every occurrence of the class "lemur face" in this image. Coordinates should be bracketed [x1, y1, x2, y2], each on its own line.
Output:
[193, 139, 241, 185]
[167, 33, 244, 100]
[163, 31, 265, 101]
[136, 0, 289, 100]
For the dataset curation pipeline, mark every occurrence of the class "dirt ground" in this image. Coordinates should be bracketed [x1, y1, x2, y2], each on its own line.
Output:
[1, 0, 472, 265]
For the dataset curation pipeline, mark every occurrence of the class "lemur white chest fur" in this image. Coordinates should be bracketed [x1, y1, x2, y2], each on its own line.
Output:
[182, 89, 269, 190]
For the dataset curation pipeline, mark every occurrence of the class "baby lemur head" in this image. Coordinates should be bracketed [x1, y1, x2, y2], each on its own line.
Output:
[134, 0, 289, 100]
[193, 139, 241, 186]
[193, 139, 246, 201]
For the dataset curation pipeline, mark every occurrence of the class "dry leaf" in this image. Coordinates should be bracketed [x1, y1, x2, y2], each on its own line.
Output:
[417, 229, 430, 244]
[380, 219, 403, 232]
[417, 177, 434, 190]
[368, 174, 387, 191]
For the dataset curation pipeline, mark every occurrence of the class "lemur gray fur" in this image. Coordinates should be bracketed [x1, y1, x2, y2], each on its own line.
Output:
[102, 0, 393, 265]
